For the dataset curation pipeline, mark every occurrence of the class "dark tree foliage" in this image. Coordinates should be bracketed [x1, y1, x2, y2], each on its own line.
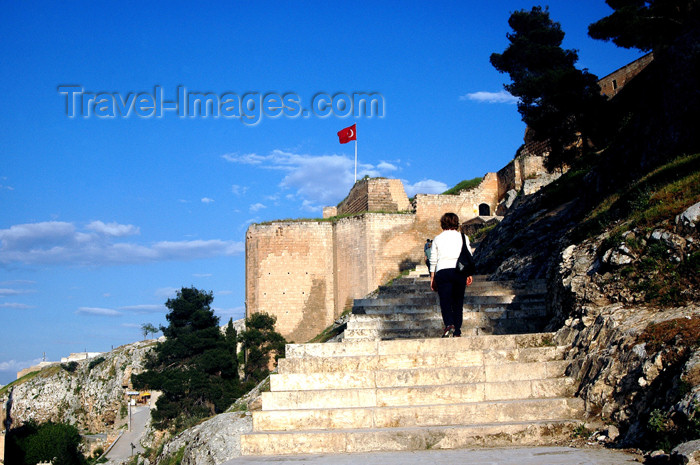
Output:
[6, 421, 86, 465]
[239, 312, 287, 383]
[225, 318, 239, 380]
[588, 0, 700, 52]
[132, 287, 243, 430]
[490, 6, 606, 171]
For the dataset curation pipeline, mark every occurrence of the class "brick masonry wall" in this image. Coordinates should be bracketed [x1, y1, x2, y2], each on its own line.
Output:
[246, 222, 335, 343]
[497, 158, 519, 199]
[246, 171, 558, 343]
[415, 173, 500, 222]
[337, 178, 411, 216]
[598, 52, 654, 98]
[337, 180, 369, 216]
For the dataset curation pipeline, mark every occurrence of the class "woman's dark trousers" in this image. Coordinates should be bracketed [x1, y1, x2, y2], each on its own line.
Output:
[434, 268, 467, 335]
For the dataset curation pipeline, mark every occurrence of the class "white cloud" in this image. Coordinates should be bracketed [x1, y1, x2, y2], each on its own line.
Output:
[155, 287, 178, 299]
[231, 185, 248, 196]
[222, 149, 400, 209]
[0, 288, 34, 296]
[0, 221, 244, 266]
[250, 203, 266, 212]
[403, 179, 449, 197]
[77, 307, 122, 317]
[201, 197, 215, 204]
[0, 302, 33, 309]
[212, 305, 245, 319]
[459, 90, 518, 104]
[193, 273, 213, 278]
[87, 221, 140, 237]
[0, 358, 43, 372]
[377, 161, 398, 171]
[221, 153, 268, 165]
[119, 304, 166, 314]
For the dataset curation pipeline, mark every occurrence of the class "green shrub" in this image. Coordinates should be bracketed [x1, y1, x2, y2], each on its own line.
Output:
[442, 177, 483, 195]
[61, 361, 79, 373]
[88, 357, 106, 370]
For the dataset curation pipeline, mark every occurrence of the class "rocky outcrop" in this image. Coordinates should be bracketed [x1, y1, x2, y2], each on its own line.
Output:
[475, 158, 700, 452]
[155, 412, 252, 465]
[555, 304, 699, 446]
[547, 202, 700, 447]
[5, 340, 155, 433]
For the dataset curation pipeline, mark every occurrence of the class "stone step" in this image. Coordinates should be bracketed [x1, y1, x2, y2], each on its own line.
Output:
[344, 321, 547, 337]
[270, 360, 570, 391]
[240, 420, 582, 455]
[348, 309, 549, 327]
[353, 294, 546, 308]
[354, 303, 546, 316]
[277, 346, 566, 374]
[377, 277, 546, 293]
[262, 377, 576, 410]
[351, 303, 547, 317]
[285, 333, 556, 359]
[251, 397, 584, 431]
[342, 320, 548, 341]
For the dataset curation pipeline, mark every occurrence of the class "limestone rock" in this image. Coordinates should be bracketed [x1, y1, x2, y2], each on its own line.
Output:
[157, 412, 252, 465]
[4, 340, 155, 433]
[672, 440, 700, 465]
[677, 201, 700, 231]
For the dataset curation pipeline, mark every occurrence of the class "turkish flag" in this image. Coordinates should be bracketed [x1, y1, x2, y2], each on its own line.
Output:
[337, 124, 356, 144]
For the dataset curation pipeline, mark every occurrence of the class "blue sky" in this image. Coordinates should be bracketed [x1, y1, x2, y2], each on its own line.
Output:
[0, 0, 643, 385]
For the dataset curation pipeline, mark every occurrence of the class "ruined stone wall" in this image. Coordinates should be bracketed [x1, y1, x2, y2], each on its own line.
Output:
[245, 222, 335, 343]
[497, 159, 520, 199]
[337, 181, 369, 216]
[598, 52, 654, 99]
[246, 173, 553, 343]
[369, 179, 411, 212]
[332, 216, 370, 316]
[415, 173, 500, 222]
[337, 178, 411, 216]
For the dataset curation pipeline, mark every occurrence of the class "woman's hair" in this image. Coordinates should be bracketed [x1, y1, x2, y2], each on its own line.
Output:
[440, 212, 460, 230]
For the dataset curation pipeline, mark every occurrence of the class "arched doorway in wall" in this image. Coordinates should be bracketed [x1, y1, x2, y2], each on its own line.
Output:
[478, 203, 491, 216]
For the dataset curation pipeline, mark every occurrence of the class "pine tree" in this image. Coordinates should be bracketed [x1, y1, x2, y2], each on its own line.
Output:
[239, 312, 287, 383]
[490, 6, 606, 171]
[132, 287, 242, 430]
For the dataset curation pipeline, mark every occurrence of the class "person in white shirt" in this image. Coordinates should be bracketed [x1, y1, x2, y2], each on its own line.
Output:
[429, 212, 473, 337]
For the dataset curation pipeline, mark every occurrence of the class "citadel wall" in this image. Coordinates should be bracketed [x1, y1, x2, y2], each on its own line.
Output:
[336, 178, 411, 216]
[246, 173, 517, 343]
[598, 52, 654, 98]
[245, 221, 335, 343]
[244, 54, 655, 343]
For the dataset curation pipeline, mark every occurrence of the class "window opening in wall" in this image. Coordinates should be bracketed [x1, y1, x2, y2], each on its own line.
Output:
[478, 203, 491, 216]
[612, 79, 618, 90]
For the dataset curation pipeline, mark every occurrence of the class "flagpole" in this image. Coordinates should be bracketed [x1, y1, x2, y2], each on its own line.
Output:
[354, 134, 358, 183]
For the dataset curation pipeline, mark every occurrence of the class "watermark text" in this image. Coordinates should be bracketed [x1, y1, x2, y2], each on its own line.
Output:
[58, 86, 384, 125]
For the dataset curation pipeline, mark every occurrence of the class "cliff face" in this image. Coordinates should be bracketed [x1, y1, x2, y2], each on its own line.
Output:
[474, 149, 700, 449]
[4, 340, 155, 433]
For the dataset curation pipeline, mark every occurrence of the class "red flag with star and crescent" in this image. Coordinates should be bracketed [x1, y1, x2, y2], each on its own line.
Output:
[337, 124, 356, 144]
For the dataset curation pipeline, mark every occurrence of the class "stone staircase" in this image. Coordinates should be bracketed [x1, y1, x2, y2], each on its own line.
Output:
[240, 334, 583, 455]
[344, 274, 549, 341]
[240, 271, 584, 456]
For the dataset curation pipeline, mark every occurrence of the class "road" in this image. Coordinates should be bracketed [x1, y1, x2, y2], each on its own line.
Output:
[226, 446, 642, 465]
[106, 405, 150, 462]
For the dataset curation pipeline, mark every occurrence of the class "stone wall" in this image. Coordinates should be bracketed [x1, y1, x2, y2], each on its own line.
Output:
[247, 177, 509, 343]
[245, 222, 335, 343]
[415, 172, 500, 222]
[337, 178, 411, 216]
[598, 52, 654, 99]
[246, 170, 555, 343]
[333, 214, 421, 317]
